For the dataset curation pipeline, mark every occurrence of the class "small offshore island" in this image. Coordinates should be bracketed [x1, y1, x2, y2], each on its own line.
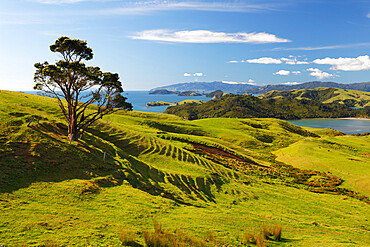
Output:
[147, 99, 204, 107]
[146, 90, 227, 107]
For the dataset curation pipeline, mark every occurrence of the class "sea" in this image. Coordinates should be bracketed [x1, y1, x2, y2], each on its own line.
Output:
[21, 90, 369, 134]
[288, 119, 369, 134]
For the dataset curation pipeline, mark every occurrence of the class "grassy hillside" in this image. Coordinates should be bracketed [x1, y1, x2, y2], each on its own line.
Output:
[0, 90, 369, 246]
[260, 87, 370, 107]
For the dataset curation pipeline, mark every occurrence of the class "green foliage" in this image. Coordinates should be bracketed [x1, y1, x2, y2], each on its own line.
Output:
[164, 93, 366, 120]
[34, 36, 132, 141]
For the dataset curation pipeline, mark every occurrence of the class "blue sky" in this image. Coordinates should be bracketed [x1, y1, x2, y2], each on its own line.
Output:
[1, 0, 370, 91]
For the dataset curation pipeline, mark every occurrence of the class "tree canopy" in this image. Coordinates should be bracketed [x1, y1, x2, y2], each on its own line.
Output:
[34, 36, 132, 142]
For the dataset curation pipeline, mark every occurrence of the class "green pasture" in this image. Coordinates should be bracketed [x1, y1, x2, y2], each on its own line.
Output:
[0, 90, 369, 246]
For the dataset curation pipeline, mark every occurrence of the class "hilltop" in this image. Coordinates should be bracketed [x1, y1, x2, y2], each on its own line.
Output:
[0, 90, 369, 246]
[260, 87, 370, 107]
[245, 81, 370, 94]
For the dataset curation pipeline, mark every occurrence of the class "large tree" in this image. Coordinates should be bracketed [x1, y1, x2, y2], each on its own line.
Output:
[34, 37, 132, 142]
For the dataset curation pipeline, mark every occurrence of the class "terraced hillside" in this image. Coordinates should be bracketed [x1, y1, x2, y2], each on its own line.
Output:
[0, 90, 369, 246]
[260, 87, 370, 107]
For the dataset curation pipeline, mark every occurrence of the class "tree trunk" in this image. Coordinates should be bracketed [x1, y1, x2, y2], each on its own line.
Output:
[68, 117, 79, 142]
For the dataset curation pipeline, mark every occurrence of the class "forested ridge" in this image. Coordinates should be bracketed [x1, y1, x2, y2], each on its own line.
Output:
[164, 93, 369, 120]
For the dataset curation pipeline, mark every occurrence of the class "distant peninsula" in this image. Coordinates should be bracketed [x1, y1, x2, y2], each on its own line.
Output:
[150, 81, 370, 94]
[148, 89, 178, 95]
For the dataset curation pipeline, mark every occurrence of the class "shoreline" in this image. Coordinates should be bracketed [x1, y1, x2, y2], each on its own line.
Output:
[290, 117, 370, 121]
[338, 117, 370, 120]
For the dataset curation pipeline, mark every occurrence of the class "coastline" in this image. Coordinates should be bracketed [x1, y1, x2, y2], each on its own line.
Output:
[292, 117, 370, 121]
[338, 117, 370, 120]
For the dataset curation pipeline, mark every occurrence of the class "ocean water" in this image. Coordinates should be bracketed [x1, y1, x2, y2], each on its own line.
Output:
[288, 118, 370, 134]
[123, 91, 212, 113]
[21, 90, 212, 113]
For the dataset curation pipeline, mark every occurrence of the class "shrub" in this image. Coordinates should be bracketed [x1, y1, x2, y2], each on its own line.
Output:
[143, 221, 210, 247]
[241, 224, 282, 246]
[273, 224, 282, 241]
[120, 230, 138, 246]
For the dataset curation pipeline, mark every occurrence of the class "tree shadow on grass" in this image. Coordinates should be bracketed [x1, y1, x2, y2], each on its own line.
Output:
[0, 123, 219, 206]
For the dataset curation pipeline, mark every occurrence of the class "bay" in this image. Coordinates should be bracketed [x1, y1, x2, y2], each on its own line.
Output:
[21, 90, 212, 114]
[123, 91, 212, 113]
[288, 118, 370, 134]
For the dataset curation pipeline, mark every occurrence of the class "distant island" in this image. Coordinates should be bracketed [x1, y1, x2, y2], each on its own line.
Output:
[148, 89, 178, 95]
[147, 99, 204, 107]
[146, 101, 176, 107]
[150, 81, 370, 94]
[148, 89, 227, 100]
[150, 81, 257, 92]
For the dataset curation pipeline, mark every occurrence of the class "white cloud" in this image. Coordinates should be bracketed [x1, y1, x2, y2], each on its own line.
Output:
[222, 81, 256, 85]
[274, 70, 290, 76]
[313, 55, 370, 71]
[282, 82, 301, 85]
[227, 60, 239, 63]
[131, 30, 291, 44]
[248, 79, 255, 83]
[97, 1, 281, 15]
[307, 68, 336, 80]
[281, 57, 309, 65]
[193, 72, 203, 77]
[292, 71, 301, 75]
[184, 73, 191, 77]
[247, 57, 282, 64]
[245, 56, 308, 65]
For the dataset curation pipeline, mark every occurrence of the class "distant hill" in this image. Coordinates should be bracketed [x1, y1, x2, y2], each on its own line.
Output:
[150, 81, 257, 92]
[165, 93, 369, 120]
[260, 87, 370, 107]
[244, 81, 370, 94]
[148, 89, 178, 95]
[178, 91, 202, 96]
